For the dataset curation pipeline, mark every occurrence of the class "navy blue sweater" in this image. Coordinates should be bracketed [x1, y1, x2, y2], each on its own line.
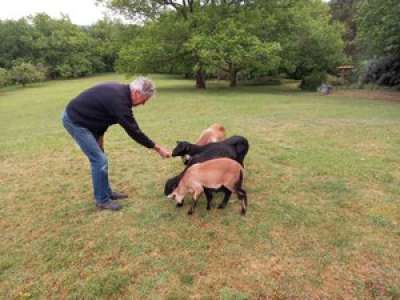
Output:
[66, 82, 155, 148]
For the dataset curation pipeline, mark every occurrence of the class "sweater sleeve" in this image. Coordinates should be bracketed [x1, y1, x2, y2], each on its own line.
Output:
[117, 110, 155, 149]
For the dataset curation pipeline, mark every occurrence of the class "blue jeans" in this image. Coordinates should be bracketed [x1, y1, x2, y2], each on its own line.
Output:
[62, 110, 112, 204]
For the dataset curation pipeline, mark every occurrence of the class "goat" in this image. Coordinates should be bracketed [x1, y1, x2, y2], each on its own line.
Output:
[173, 140, 238, 165]
[164, 174, 233, 210]
[166, 141, 237, 198]
[221, 135, 249, 166]
[173, 136, 249, 166]
[182, 123, 226, 164]
[164, 135, 249, 196]
[195, 123, 226, 145]
[167, 158, 247, 215]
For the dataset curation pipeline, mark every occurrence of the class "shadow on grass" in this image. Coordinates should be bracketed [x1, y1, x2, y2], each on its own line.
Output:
[0, 82, 48, 94]
[156, 80, 303, 96]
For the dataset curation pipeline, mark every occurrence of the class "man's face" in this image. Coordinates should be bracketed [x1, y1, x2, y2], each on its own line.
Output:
[131, 90, 151, 106]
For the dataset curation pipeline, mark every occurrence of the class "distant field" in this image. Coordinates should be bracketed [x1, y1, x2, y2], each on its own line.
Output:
[1, 74, 399, 299]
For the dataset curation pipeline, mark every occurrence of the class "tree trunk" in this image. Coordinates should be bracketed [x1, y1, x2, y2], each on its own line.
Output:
[229, 64, 237, 87]
[195, 68, 206, 89]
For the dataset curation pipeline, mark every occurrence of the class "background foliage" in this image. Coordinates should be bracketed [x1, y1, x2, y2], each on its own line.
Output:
[0, 0, 398, 89]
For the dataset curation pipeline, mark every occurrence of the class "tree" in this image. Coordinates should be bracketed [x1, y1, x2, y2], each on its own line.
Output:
[30, 14, 101, 78]
[88, 19, 141, 72]
[186, 19, 281, 87]
[329, 0, 359, 60]
[0, 13, 147, 80]
[97, 0, 256, 21]
[265, 0, 345, 88]
[116, 13, 193, 76]
[0, 19, 34, 69]
[98, 0, 258, 88]
[101, 0, 345, 88]
[357, 0, 400, 57]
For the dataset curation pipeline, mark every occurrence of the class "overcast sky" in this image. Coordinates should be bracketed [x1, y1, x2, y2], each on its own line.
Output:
[0, 0, 111, 25]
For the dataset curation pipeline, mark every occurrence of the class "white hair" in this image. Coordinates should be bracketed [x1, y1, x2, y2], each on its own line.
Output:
[129, 77, 155, 97]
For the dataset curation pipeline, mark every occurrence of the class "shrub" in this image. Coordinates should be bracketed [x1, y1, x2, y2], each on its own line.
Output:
[0, 68, 10, 88]
[299, 71, 327, 91]
[36, 63, 50, 80]
[326, 74, 343, 86]
[55, 55, 94, 78]
[10, 62, 46, 86]
[361, 56, 400, 88]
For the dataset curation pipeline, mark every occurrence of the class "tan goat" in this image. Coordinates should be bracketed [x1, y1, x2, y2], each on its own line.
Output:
[182, 123, 226, 164]
[168, 158, 247, 215]
[195, 123, 226, 146]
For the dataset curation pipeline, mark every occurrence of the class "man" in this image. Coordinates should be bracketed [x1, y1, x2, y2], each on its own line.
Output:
[62, 77, 171, 211]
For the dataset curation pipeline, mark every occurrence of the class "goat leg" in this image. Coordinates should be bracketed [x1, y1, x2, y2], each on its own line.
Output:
[187, 195, 197, 215]
[218, 188, 232, 209]
[204, 189, 213, 210]
[188, 190, 202, 215]
[187, 199, 197, 215]
[237, 188, 247, 215]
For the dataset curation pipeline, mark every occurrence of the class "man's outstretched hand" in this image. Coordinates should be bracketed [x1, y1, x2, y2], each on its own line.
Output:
[154, 144, 172, 159]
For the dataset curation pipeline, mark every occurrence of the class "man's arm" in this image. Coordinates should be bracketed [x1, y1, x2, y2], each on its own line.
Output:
[117, 111, 171, 157]
[118, 111, 156, 148]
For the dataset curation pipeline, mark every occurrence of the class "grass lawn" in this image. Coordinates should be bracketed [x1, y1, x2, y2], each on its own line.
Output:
[1, 74, 400, 299]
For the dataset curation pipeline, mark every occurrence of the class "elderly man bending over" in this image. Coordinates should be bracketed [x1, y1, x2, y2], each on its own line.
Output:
[62, 77, 171, 211]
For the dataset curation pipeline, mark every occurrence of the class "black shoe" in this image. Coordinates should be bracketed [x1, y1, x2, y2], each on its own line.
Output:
[111, 191, 128, 200]
[96, 200, 122, 211]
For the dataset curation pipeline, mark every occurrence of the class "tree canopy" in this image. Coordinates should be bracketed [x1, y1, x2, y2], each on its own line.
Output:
[329, 0, 359, 60]
[357, 0, 400, 57]
[0, 0, 354, 89]
[0, 14, 138, 80]
[103, 0, 345, 88]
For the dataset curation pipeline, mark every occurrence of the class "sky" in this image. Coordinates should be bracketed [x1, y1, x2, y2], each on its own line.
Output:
[0, 0, 112, 25]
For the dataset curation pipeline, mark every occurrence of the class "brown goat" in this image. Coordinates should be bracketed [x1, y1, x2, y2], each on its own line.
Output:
[195, 123, 226, 146]
[168, 158, 247, 215]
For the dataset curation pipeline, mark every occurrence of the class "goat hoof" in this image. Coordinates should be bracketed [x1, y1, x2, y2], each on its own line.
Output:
[218, 205, 226, 209]
[187, 210, 193, 215]
[176, 203, 183, 207]
[241, 209, 246, 216]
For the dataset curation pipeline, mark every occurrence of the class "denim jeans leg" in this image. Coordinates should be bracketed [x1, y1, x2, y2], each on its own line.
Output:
[62, 111, 112, 204]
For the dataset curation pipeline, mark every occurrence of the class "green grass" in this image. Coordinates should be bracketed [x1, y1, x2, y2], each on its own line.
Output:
[1, 74, 400, 299]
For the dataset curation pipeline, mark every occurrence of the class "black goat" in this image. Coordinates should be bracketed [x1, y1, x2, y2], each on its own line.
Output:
[173, 135, 249, 166]
[164, 136, 249, 204]
[221, 135, 249, 166]
[172, 141, 237, 165]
